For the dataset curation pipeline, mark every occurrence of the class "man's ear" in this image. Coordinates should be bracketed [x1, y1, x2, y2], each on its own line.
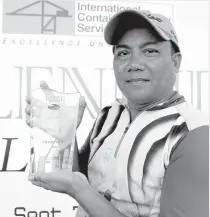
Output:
[172, 52, 182, 73]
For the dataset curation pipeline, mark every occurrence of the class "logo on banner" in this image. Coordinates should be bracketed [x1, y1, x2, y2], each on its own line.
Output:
[3, 0, 75, 35]
[1, 1, 174, 46]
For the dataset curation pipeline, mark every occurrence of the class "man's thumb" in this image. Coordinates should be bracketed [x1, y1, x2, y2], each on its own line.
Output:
[79, 96, 87, 110]
[40, 81, 49, 89]
[77, 96, 86, 128]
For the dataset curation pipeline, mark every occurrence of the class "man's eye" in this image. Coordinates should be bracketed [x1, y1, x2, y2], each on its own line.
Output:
[143, 49, 159, 56]
[117, 51, 130, 57]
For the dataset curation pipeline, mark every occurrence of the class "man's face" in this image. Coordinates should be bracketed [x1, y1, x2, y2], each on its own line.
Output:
[113, 28, 177, 105]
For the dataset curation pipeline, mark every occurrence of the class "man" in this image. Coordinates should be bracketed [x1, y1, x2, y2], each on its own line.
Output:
[26, 10, 209, 217]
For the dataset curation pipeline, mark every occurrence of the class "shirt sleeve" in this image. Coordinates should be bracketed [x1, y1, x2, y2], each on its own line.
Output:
[159, 125, 209, 217]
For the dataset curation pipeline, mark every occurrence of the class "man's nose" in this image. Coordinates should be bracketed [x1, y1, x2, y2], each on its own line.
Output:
[127, 55, 146, 72]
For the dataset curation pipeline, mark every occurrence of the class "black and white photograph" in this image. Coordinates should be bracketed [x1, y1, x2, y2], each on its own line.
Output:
[0, 0, 209, 217]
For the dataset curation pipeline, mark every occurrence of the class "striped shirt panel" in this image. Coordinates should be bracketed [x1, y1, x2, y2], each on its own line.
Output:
[88, 108, 130, 191]
[88, 104, 125, 162]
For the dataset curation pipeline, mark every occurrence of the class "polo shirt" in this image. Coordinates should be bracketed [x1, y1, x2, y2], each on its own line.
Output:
[76, 93, 208, 217]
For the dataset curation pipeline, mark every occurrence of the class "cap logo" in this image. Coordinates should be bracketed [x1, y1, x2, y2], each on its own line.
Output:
[157, 25, 178, 42]
[170, 30, 178, 41]
[143, 13, 163, 23]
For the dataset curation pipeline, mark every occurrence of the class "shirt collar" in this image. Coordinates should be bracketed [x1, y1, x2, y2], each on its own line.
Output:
[116, 91, 185, 112]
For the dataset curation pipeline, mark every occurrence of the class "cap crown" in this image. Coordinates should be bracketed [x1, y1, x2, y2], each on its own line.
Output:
[141, 10, 179, 45]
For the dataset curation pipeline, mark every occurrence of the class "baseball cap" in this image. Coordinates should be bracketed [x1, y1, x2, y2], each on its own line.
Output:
[104, 10, 180, 53]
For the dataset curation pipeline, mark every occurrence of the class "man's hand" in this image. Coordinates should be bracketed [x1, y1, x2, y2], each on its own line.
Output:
[31, 169, 89, 198]
[25, 81, 87, 141]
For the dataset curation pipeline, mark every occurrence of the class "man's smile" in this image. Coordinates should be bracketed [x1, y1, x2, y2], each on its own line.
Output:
[126, 77, 150, 85]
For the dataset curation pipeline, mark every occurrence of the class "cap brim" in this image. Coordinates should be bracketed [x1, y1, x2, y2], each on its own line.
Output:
[104, 10, 169, 45]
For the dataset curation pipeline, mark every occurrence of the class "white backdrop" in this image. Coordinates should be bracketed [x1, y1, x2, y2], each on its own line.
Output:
[0, 1, 209, 217]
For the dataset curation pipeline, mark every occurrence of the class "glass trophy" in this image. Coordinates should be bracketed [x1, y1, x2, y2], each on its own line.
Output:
[28, 87, 80, 180]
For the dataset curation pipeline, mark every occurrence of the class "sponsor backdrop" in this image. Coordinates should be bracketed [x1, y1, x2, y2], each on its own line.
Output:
[0, 0, 209, 217]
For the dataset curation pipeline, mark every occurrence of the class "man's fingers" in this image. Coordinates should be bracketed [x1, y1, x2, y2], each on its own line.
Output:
[26, 117, 46, 131]
[33, 171, 49, 182]
[25, 115, 57, 138]
[30, 97, 46, 110]
[26, 96, 31, 104]
[33, 173, 43, 182]
[31, 181, 51, 190]
[25, 104, 32, 115]
[32, 119, 48, 131]
[26, 95, 45, 109]
[25, 106, 41, 118]
[30, 108, 42, 119]
[25, 114, 32, 127]
[40, 81, 50, 89]
[77, 96, 87, 128]
[40, 81, 55, 99]
[79, 95, 87, 108]
[31, 180, 42, 186]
